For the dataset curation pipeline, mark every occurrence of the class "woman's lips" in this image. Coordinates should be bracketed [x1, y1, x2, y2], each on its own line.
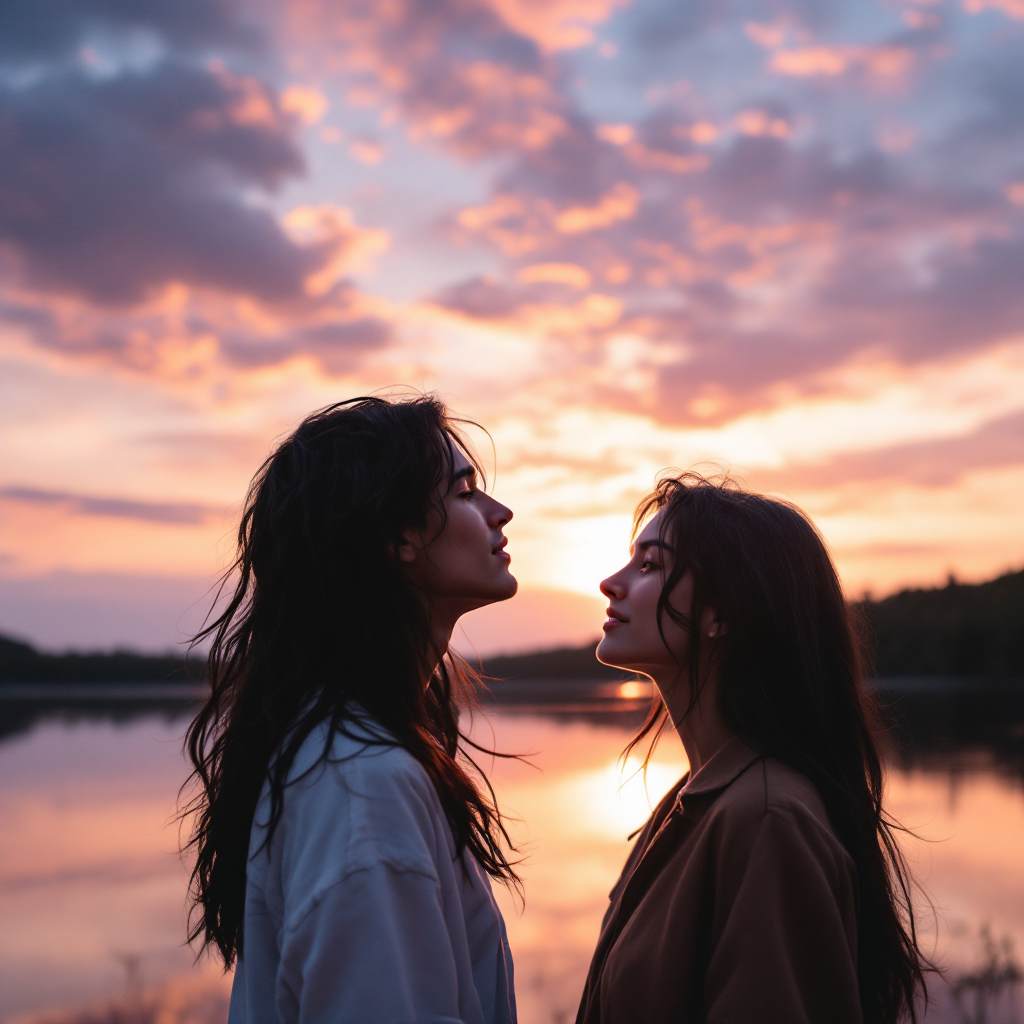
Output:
[493, 537, 511, 562]
[603, 609, 626, 630]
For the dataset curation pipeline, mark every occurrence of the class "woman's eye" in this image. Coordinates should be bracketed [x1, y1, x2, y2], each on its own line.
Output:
[640, 559, 658, 572]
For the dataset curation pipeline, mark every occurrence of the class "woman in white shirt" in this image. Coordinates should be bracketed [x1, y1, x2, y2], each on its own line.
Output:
[182, 395, 520, 1024]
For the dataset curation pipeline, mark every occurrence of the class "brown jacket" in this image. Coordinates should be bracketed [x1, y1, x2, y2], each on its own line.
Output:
[576, 737, 862, 1024]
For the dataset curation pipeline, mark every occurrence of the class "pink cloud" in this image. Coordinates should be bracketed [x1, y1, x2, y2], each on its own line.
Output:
[770, 45, 851, 76]
[0, 487, 220, 526]
[963, 0, 1024, 18]
[290, 0, 571, 161]
[769, 43, 915, 82]
[625, 143, 710, 174]
[734, 109, 792, 138]
[279, 83, 330, 124]
[486, 0, 626, 51]
[744, 21, 788, 49]
[596, 123, 634, 145]
[2, 258, 394, 381]
[518, 262, 593, 287]
[555, 183, 640, 233]
[752, 410, 1024, 492]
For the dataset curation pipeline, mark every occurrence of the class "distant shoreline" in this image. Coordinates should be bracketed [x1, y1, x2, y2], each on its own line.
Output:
[0, 681, 205, 700]
[2, 675, 1022, 781]
[1, 566, 1020, 687]
[0, 673, 1019, 701]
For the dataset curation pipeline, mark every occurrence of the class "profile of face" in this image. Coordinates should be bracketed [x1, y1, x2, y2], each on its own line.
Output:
[597, 510, 719, 685]
[398, 446, 517, 622]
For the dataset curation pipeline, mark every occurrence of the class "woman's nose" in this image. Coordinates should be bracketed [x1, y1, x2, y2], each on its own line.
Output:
[485, 495, 512, 528]
[600, 572, 625, 599]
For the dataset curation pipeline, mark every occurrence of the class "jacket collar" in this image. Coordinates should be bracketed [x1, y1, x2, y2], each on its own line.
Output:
[675, 734, 761, 804]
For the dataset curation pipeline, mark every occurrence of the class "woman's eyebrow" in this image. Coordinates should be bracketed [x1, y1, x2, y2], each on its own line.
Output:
[452, 466, 477, 486]
[637, 539, 672, 554]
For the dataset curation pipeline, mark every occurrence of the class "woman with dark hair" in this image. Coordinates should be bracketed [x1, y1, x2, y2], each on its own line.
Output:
[183, 395, 520, 1024]
[577, 474, 930, 1024]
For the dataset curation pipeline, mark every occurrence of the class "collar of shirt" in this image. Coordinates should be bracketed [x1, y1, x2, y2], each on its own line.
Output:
[674, 735, 761, 813]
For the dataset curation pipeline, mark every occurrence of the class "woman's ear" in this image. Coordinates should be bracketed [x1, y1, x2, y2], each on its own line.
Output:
[702, 607, 727, 638]
[393, 529, 420, 564]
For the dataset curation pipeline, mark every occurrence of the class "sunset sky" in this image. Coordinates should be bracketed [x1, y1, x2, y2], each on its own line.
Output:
[2, 0, 1023, 654]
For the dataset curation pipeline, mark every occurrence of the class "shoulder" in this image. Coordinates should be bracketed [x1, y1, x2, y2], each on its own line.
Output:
[708, 758, 854, 877]
[717, 756, 830, 824]
[325, 720, 441, 807]
[283, 717, 438, 805]
[261, 719, 451, 886]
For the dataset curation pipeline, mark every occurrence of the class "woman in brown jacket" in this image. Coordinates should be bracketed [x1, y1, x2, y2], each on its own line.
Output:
[577, 474, 930, 1024]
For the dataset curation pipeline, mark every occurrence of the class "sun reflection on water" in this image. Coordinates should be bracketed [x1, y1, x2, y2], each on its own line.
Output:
[558, 755, 688, 840]
[616, 680, 651, 700]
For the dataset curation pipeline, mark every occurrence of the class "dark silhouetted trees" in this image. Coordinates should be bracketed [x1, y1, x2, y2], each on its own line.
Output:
[856, 569, 1022, 679]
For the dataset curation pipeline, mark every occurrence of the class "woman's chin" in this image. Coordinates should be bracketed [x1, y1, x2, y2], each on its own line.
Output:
[480, 569, 518, 604]
[596, 635, 634, 671]
[494, 570, 518, 600]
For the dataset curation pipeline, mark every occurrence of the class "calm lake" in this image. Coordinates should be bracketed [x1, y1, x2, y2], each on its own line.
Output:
[1, 697, 1022, 1024]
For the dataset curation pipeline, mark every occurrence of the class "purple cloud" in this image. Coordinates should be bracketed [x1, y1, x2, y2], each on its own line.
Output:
[0, 0, 394, 376]
[0, 0, 255, 62]
[752, 411, 1024, 492]
[0, 486, 220, 526]
[0, 60, 318, 304]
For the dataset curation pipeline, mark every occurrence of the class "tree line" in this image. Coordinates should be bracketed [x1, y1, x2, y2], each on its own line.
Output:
[483, 568, 1023, 683]
[1, 568, 1020, 683]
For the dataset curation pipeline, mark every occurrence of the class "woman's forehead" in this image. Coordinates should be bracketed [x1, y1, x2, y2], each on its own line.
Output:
[634, 510, 665, 547]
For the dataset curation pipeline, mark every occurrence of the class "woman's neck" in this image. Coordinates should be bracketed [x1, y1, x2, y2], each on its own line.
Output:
[422, 616, 457, 687]
[656, 665, 735, 776]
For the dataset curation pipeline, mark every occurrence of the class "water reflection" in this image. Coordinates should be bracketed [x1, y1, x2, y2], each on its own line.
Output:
[0, 701, 1022, 1023]
[0, 714, 235, 1022]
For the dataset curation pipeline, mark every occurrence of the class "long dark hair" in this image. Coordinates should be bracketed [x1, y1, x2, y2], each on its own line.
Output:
[182, 395, 518, 967]
[626, 472, 930, 1024]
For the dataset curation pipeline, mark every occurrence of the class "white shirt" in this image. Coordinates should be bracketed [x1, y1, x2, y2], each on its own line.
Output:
[228, 716, 517, 1024]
